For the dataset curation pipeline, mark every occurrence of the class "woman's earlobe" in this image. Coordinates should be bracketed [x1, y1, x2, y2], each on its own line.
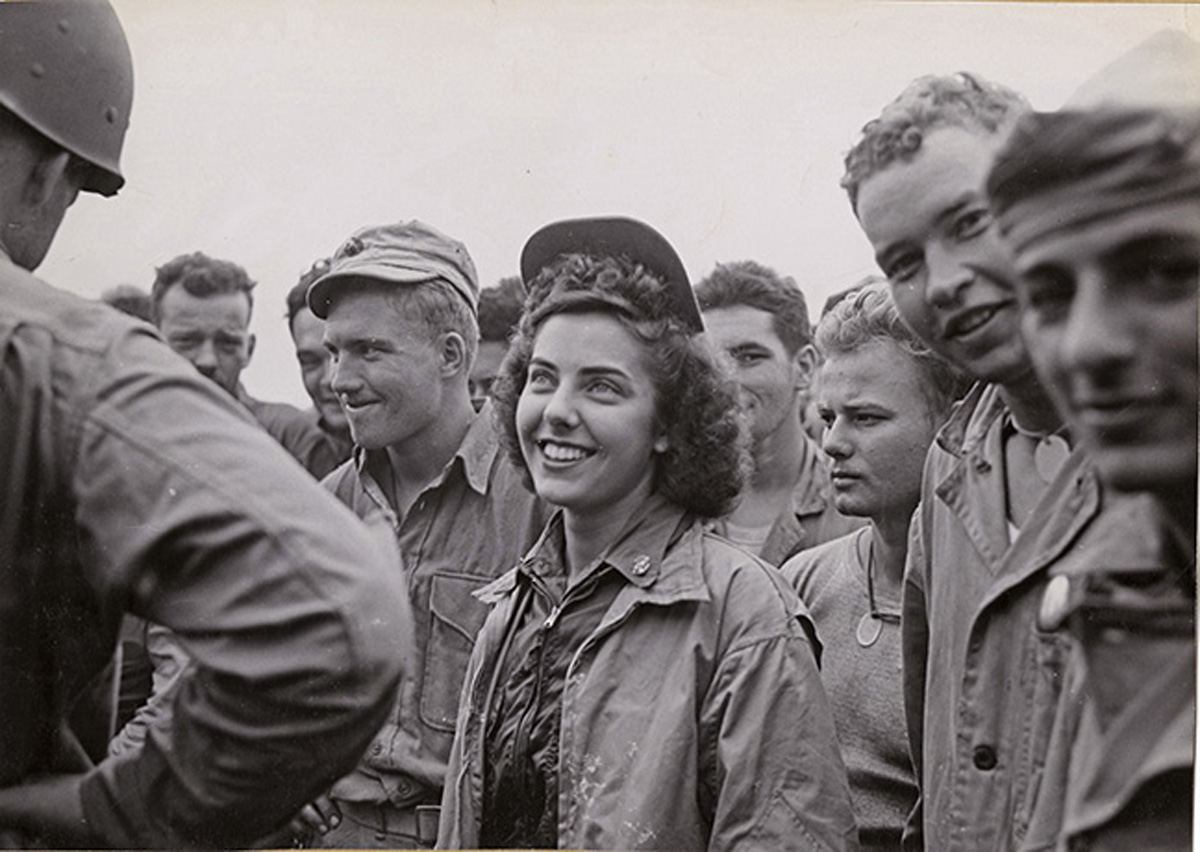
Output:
[654, 435, 669, 453]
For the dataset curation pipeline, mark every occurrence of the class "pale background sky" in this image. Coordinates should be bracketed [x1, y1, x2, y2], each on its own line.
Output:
[41, 0, 1195, 409]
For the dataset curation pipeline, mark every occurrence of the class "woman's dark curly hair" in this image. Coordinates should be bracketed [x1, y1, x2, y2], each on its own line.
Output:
[492, 253, 748, 519]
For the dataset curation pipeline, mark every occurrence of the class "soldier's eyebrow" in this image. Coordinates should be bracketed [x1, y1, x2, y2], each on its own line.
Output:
[727, 342, 772, 355]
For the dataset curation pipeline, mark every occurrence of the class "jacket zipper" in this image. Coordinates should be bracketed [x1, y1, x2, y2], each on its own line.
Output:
[512, 575, 560, 813]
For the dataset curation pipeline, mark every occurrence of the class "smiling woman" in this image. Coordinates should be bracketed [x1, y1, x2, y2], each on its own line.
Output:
[437, 217, 859, 851]
[515, 312, 662, 523]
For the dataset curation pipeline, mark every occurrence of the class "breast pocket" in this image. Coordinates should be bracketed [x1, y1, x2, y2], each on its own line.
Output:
[421, 573, 492, 733]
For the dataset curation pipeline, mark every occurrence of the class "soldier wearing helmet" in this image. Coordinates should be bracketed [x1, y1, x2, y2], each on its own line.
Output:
[0, 0, 131, 268]
[0, 2, 409, 846]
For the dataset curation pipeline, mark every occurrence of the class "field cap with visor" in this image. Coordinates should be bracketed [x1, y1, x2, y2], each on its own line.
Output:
[988, 30, 1200, 257]
[520, 216, 705, 334]
[307, 220, 479, 319]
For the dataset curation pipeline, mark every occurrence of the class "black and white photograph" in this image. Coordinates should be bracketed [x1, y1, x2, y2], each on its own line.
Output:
[1, 0, 1195, 848]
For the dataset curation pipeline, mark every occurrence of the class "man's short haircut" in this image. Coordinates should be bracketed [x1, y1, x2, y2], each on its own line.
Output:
[841, 72, 1029, 212]
[337, 277, 480, 372]
[694, 260, 813, 355]
[151, 252, 256, 325]
[478, 275, 525, 343]
[817, 279, 972, 421]
[285, 258, 333, 329]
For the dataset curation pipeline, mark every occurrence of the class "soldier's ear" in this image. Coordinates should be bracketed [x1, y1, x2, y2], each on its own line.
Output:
[440, 331, 469, 378]
[22, 149, 72, 208]
[792, 343, 819, 394]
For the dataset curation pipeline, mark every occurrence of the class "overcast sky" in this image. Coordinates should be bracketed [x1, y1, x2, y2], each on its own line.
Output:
[41, 0, 1194, 408]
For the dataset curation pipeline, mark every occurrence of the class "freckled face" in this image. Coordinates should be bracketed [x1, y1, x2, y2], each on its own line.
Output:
[856, 127, 1031, 384]
[323, 288, 445, 451]
[516, 312, 662, 521]
[1013, 199, 1200, 496]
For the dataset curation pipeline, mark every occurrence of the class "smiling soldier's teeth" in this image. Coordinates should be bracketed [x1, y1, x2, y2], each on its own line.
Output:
[956, 306, 997, 336]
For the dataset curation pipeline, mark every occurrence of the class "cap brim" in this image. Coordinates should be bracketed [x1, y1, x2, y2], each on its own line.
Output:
[306, 263, 449, 319]
[520, 216, 704, 333]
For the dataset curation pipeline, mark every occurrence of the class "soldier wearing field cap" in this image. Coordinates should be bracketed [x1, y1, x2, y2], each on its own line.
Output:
[0, 1, 407, 846]
[988, 30, 1199, 851]
[290, 220, 546, 848]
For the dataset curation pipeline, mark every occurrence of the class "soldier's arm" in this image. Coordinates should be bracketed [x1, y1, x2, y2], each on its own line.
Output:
[70, 330, 409, 847]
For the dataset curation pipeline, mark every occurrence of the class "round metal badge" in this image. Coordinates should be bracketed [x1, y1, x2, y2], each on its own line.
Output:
[856, 612, 883, 648]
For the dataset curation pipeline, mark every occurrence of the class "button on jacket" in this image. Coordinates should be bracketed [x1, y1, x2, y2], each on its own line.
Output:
[0, 257, 408, 847]
[323, 408, 546, 805]
[903, 382, 1103, 852]
[440, 497, 860, 851]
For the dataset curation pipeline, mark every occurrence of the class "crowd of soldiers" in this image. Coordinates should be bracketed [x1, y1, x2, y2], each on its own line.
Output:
[0, 1, 1195, 850]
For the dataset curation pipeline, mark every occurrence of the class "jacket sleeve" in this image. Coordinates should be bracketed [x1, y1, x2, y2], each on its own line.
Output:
[71, 330, 410, 848]
[705, 625, 859, 851]
[899, 503, 929, 852]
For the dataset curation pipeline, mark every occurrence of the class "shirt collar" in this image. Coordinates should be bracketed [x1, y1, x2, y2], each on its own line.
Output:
[788, 432, 836, 517]
[354, 402, 500, 497]
[457, 399, 502, 494]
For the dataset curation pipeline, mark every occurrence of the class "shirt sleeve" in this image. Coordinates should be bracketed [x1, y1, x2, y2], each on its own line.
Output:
[71, 330, 409, 848]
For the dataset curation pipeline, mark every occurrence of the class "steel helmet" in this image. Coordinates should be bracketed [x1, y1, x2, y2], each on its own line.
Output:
[0, 0, 133, 196]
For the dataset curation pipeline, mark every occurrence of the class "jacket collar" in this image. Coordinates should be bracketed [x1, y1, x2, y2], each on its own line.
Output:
[932, 381, 1104, 589]
[476, 493, 710, 606]
[934, 380, 1002, 459]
